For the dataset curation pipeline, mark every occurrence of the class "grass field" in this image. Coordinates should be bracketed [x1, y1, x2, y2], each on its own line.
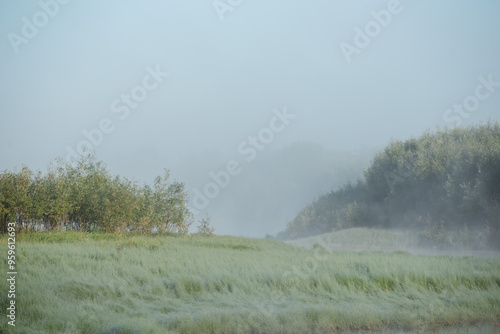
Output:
[286, 228, 500, 257]
[1, 231, 500, 333]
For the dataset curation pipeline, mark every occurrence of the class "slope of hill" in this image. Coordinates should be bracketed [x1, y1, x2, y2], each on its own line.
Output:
[286, 228, 500, 257]
[279, 122, 500, 249]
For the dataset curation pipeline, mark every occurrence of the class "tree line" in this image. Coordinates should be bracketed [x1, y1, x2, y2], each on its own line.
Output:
[279, 122, 500, 248]
[0, 155, 191, 234]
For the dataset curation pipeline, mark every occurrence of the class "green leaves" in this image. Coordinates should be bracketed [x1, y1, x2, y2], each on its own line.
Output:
[0, 155, 191, 234]
[282, 122, 500, 247]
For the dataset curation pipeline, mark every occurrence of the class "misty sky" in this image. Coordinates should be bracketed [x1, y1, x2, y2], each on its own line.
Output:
[1, 0, 499, 236]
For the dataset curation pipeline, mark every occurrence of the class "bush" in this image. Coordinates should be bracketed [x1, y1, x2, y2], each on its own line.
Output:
[281, 122, 500, 249]
[0, 154, 192, 235]
[196, 217, 215, 236]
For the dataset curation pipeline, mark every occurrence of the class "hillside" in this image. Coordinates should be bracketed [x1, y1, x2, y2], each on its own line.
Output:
[279, 122, 500, 249]
[286, 228, 500, 258]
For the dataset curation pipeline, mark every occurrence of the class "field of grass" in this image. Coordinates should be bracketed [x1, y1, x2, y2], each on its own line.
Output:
[1, 231, 500, 333]
[286, 228, 500, 257]
[286, 228, 419, 251]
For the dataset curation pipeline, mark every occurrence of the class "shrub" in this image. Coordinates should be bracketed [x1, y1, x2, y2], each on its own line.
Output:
[0, 154, 192, 235]
[281, 122, 500, 249]
[196, 217, 215, 236]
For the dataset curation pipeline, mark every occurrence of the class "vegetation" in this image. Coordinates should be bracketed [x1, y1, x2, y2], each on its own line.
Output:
[287, 228, 420, 252]
[1, 232, 499, 333]
[280, 122, 500, 248]
[196, 216, 215, 236]
[287, 228, 500, 259]
[1, 125, 499, 333]
[0, 155, 191, 235]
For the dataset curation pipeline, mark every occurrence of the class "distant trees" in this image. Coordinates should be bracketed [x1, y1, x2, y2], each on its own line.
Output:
[280, 122, 500, 248]
[0, 155, 192, 234]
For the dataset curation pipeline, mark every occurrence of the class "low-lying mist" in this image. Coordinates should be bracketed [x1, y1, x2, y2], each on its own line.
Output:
[286, 227, 500, 258]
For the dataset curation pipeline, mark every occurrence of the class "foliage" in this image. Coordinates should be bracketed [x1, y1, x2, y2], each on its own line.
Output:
[280, 122, 500, 249]
[196, 216, 215, 236]
[0, 155, 192, 235]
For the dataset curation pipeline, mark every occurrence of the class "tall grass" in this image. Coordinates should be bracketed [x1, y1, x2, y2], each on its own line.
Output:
[1, 232, 499, 333]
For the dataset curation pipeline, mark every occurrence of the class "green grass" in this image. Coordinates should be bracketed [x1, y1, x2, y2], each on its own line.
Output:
[287, 228, 500, 257]
[1, 231, 499, 333]
[286, 228, 420, 251]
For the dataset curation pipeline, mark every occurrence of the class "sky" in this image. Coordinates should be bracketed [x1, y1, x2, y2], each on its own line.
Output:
[1, 0, 499, 237]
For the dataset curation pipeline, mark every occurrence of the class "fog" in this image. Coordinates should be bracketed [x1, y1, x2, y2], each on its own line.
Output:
[1, 1, 499, 237]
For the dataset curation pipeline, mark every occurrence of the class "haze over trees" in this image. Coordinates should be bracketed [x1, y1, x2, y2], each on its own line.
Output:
[0, 155, 191, 234]
[182, 142, 374, 237]
[279, 122, 500, 249]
